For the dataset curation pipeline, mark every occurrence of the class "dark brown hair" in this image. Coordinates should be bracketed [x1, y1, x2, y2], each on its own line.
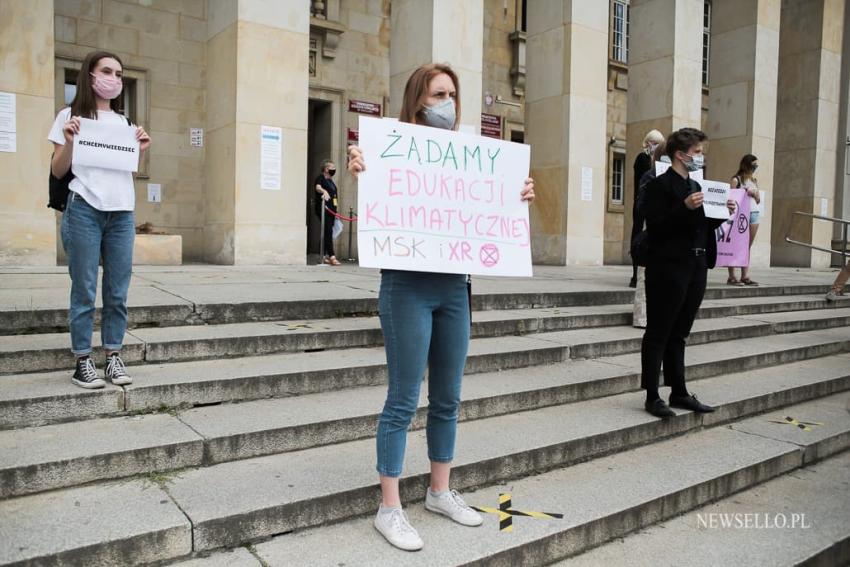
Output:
[70, 51, 124, 119]
[735, 154, 758, 182]
[398, 63, 460, 129]
[665, 127, 707, 160]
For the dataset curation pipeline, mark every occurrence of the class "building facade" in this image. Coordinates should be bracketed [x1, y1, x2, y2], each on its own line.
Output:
[1, 0, 848, 267]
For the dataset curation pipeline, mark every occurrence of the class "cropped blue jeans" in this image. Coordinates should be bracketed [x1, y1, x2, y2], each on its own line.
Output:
[376, 270, 470, 477]
[60, 192, 135, 356]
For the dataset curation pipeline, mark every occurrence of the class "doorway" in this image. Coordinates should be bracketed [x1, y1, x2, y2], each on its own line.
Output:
[307, 99, 333, 258]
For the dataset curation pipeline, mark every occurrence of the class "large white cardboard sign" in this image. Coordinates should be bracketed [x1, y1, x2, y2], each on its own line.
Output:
[73, 118, 139, 172]
[356, 116, 532, 277]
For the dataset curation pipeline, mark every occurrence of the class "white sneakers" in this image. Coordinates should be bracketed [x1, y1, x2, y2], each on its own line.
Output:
[375, 489, 484, 551]
[424, 488, 484, 527]
[374, 506, 424, 551]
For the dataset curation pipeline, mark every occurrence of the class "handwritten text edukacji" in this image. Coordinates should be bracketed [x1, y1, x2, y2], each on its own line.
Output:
[78, 140, 137, 152]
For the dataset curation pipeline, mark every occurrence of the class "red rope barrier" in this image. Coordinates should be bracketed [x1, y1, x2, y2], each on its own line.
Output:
[324, 206, 358, 222]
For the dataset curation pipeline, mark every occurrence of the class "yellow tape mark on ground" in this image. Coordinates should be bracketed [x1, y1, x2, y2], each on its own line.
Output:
[767, 416, 824, 432]
[471, 493, 564, 532]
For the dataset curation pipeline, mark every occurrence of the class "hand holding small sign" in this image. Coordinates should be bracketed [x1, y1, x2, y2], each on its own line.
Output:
[684, 192, 736, 216]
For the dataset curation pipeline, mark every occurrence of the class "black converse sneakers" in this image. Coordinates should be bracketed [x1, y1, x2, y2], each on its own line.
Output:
[105, 353, 132, 385]
[72, 356, 106, 389]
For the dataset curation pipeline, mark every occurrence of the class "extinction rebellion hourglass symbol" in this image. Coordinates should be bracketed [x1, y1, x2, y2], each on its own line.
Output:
[480, 243, 500, 267]
[737, 213, 749, 234]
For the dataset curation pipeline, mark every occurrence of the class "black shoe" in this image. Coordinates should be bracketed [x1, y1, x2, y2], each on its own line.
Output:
[71, 356, 106, 389]
[669, 394, 715, 413]
[628, 277, 637, 288]
[645, 398, 676, 418]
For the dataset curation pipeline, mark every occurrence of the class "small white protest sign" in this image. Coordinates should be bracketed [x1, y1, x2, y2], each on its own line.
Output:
[697, 179, 732, 219]
[357, 116, 532, 277]
[655, 160, 704, 181]
[73, 118, 139, 172]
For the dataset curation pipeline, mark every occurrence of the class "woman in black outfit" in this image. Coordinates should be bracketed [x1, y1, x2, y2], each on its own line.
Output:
[640, 128, 736, 418]
[314, 159, 341, 265]
[630, 129, 665, 287]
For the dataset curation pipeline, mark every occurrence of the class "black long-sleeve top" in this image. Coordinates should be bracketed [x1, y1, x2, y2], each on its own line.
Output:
[643, 168, 726, 268]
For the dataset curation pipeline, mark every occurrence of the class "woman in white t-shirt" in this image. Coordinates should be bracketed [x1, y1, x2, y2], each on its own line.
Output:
[48, 51, 151, 389]
[727, 154, 761, 286]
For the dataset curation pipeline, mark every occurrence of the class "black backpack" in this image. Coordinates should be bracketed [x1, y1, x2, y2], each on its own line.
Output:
[48, 114, 133, 212]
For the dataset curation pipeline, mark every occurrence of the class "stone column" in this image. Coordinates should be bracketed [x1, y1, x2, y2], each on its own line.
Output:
[0, 0, 56, 265]
[705, 0, 781, 267]
[525, 1, 609, 265]
[771, 0, 845, 267]
[204, 0, 309, 264]
[834, 0, 850, 262]
[389, 0, 483, 133]
[623, 0, 704, 261]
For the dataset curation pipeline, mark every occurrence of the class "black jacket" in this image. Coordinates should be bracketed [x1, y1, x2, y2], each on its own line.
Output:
[644, 168, 725, 269]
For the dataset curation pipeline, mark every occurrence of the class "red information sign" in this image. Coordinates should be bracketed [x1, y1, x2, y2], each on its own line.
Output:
[348, 99, 382, 116]
[480, 113, 502, 139]
[347, 128, 359, 142]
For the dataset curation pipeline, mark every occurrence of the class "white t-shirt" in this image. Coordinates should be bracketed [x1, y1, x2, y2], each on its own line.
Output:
[48, 107, 137, 211]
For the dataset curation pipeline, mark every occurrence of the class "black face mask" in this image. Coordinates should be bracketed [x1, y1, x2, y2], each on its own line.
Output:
[328, 169, 336, 176]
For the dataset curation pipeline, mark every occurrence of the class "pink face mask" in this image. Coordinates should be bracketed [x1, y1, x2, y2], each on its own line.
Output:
[90, 73, 123, 100]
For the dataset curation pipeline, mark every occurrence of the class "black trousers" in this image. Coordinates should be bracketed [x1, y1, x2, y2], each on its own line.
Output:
[640, 256, 707, 391]
[320, 210, 335, 257]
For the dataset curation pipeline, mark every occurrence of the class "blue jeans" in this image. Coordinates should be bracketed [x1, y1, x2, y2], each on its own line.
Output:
[60, 192, 135, 356]
[376, 270, 470, 477]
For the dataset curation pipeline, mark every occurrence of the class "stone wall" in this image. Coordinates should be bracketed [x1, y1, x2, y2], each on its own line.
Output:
[54, 0, 207, 261]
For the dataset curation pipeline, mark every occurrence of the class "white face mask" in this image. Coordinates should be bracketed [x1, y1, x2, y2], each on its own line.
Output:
[421, 98, 456, 130]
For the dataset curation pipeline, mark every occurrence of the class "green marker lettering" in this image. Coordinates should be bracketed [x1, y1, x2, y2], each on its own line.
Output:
[442, 141, 458, 170]
[380, 132, 404, 158]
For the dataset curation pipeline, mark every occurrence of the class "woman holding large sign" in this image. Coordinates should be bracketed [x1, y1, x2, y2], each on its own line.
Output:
[348, 63, 534, 551]
[48, 51, 151, 389]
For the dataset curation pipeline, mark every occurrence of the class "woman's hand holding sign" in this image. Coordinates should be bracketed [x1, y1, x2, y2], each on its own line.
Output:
[136, 126, 151, 152]
[347, 144, 365, 177]
[62, 117, 81, 143]
[521, 178, 535, 203]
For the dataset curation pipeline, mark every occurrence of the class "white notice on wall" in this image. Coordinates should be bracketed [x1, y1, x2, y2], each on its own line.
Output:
[190, 128, 203, 148]
[260, 125, 282, 191]
[0, 92, 15, 133]
[0, 132, 16, 153]
[581, 166, 593, 202]
[821, 198, 829, 217]
[147, 183, 162, 203]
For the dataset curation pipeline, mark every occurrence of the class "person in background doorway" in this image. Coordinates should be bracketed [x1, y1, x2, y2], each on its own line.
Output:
[314, 158, 341, 265]
[347, 63, 534, 552]
[630, 129, 665, 288]
[727, 154, 762, 286]
[640, 128, 736, 419]
[48, 50, 151, 389]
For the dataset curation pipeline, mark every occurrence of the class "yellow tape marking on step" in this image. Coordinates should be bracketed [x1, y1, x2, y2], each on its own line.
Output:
[767, 416, 824, 432]
[471, 493, 563, 532]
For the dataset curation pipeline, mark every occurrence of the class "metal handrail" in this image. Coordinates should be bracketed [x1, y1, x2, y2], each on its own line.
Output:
[785, 211, 849, 259]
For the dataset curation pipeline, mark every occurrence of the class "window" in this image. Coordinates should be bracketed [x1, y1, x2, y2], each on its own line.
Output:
[55, 57, 150, 177]
[611, 153, 625, 205]
[517, 0, 527, 33]
[611, 0, 629, 64]
[703, 0, 711, 86]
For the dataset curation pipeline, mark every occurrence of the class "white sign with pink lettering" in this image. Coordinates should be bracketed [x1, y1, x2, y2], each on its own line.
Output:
[356, 116, 532, 277]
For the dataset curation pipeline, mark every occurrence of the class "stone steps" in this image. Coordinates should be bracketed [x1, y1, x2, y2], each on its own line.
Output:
[252, 393, 850, 567]
[3, 308, 849, 429]
[2, 293, 848, 375]
[0, 282, 832, 336]
[3, 327, 849, 499]
[562, 451, 850, 567]
[4, 388, 847, 566]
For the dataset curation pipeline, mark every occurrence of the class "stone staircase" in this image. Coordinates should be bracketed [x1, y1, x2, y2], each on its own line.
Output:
[1, 279, 849, 566]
